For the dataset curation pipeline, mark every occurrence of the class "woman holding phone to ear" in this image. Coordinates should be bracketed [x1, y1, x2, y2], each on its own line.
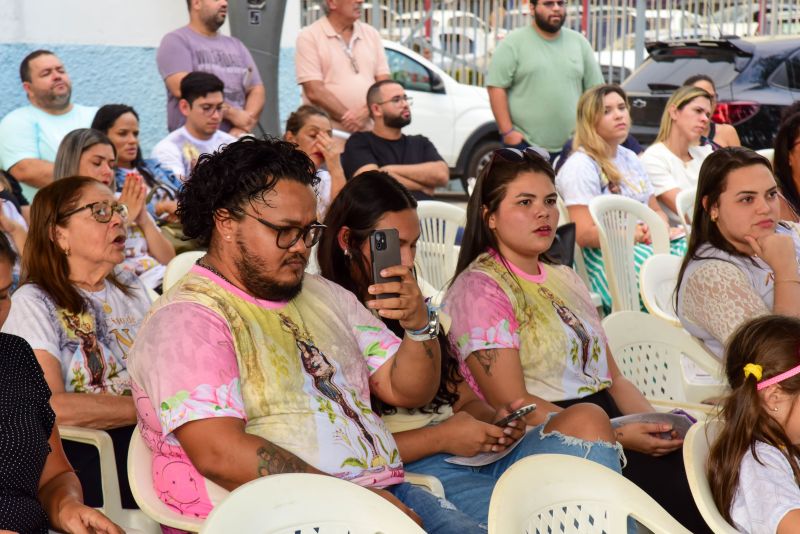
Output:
[317, 170, 624, 526]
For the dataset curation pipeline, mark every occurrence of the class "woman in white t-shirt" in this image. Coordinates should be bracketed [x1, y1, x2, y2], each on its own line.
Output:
[557, 84, 685, 312]
[54, 128, 175, 289]
[1, 176, 151, 509]
[641, 85, 714, 218]
[284, 105, 346, 220]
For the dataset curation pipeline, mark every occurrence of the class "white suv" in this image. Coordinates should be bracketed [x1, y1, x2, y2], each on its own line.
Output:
[383, 40, 500, 191]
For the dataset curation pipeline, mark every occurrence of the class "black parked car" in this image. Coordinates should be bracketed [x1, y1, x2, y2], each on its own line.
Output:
[623, 36, 800, 149]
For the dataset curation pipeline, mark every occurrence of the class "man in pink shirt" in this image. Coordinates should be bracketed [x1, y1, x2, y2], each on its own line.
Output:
[295, 0, 390, 133]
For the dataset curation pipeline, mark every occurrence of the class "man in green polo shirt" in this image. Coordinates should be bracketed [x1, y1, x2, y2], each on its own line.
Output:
[487, 0, 603, 159]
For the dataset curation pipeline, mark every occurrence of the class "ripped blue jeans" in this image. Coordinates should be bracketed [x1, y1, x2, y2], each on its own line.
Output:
[402, 412, 624, 527]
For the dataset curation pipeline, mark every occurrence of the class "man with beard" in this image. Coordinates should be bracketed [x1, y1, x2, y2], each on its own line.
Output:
[128, 137, 486, 532]
[0, 50, 97, 202]
[295, 0, 390, 133]
[340, 80, 448, 200]
[487, 0, 603, 160]
[157, 0, 265, 136]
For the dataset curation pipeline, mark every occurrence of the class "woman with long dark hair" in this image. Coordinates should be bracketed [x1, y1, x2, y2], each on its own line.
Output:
[772, 112, 800, 221]
[445, 147, 709, 532]
[92, 104, 183, 222]
[317, 170, 623, 526]
[676, 147, 800, 359]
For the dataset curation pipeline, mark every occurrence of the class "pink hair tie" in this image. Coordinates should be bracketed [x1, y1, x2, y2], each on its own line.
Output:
[757, 363, 800, 391]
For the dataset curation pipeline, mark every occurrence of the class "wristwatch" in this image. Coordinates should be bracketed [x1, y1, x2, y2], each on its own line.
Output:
[405, 305, 440, 342]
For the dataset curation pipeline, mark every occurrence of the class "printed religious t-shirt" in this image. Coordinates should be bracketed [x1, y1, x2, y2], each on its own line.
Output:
[444, 252, 612, 401]
[127, 266, 404, 518]
[1, 269, 151, 394]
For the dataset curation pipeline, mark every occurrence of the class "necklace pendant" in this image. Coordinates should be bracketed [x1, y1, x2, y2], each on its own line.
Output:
[103, 302, 112, 314]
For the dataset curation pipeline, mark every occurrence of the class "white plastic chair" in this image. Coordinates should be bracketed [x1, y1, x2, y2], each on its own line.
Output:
[58, 426, 160, 534]
[416, 200, 466, 291]
[556, 198, 603, 310]
[756, 148, 775, 165]
[603, 311, 726, 405]
[127, 426, 218, 532]
[199, 473, 426, 533]
[589, 195, 670, 313]
[684, 421, 739, 534]
[488, 454, 691, 534]
[639, 253, 682, 326]
[163, 250, 205, 291]
[676, 187, 696, 235]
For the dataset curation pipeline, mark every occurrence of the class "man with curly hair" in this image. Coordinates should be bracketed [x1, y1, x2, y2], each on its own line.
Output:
[127, 137, 485, 532]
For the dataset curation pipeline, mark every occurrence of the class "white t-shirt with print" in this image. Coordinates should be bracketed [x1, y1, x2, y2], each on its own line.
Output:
[556, 146, 655, 206]
[315, 168, 333, 220]
[151, 126, 236, 179]
[1, 269, 151, 395]
[731, 441, 800, 534]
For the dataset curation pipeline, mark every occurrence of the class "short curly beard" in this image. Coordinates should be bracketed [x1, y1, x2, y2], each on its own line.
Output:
[234, 237, 304, 301]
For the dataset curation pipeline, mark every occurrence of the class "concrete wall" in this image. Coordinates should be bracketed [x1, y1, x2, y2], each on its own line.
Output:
[0, 0, 303, 154]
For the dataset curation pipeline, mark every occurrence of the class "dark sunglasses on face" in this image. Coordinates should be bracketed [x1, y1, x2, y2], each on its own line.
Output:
[58, 200, 128, 223]
[238, 209, 326, 249]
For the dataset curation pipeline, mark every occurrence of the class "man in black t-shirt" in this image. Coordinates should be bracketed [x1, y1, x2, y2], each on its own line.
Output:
[341, 80, 449, 200]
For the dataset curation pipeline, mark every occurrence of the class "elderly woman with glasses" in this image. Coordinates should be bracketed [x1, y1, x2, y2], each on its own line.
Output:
[54, 128, 175, 290]
[2, 176, 152, 511]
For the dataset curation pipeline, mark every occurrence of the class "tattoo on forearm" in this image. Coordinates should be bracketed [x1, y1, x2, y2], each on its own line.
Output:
[474, 349, 498, 376]
[256, 445, 306, 477]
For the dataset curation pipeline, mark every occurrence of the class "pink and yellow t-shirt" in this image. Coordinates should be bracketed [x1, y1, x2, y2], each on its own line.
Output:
[128, 266, 404, 518]
[444, 252, 612, 402]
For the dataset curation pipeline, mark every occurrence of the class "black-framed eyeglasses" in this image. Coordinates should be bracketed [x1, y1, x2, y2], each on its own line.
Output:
[58, 200, 128, 223]
[239, 210, 326, 249]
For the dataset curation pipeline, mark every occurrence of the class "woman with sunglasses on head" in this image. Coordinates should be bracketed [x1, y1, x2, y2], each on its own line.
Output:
[54, 128, 175, 290]
[284, 105, 346, 220]
[1, 176, 152, 512]
[557, 84, 686, 313]
[683, 75, 741, 150]
[641, 85, 714, 219]
[676, 147, 800, 359]
[444, 147, 710, 533]
[317, 170, 624, 528]
[92, 104, 183, 223]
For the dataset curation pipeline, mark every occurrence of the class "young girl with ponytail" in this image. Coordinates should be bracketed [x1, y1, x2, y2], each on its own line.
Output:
[709, 314, 800, 533]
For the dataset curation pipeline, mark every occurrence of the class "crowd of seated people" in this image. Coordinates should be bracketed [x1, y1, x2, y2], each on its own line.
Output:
[4, 17, 800, 533]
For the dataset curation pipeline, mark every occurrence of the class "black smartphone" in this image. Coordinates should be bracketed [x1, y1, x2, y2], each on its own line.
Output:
[370, 228, 402, 300]
[494, 403, 537, 427]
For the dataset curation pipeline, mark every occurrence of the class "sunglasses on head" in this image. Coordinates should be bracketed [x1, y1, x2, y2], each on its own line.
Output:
[482, 146, 552, 180]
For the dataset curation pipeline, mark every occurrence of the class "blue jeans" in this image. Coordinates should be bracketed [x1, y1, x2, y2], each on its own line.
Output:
[403, 415, 624, 526]
[388, 482, 486, 533]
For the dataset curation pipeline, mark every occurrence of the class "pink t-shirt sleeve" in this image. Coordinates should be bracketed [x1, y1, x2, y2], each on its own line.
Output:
[132, 302, 245, 438]
[295, 28, 324, 84]
[445, 270, 520, 361]
[374, 41, 390, 77]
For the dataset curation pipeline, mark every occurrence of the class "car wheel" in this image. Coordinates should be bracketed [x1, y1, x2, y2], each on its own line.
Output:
[463, 138, 503, 193]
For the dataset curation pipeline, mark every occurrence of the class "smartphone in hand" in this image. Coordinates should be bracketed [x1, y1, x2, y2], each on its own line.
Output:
[494, 403, 537, 427]
[370, 228, 401, 300]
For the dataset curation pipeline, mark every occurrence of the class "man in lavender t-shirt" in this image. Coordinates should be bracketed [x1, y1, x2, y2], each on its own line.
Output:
[156, 0, 265, 136]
